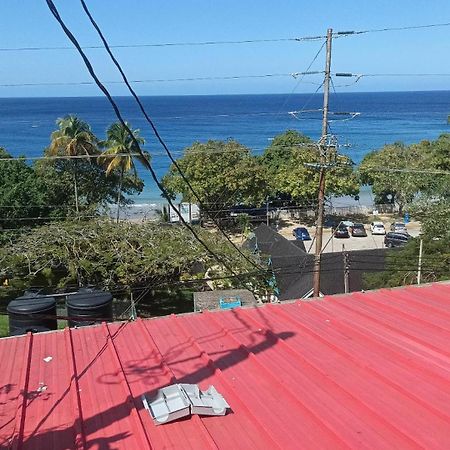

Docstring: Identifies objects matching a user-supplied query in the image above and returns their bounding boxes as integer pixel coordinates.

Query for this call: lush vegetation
[361,134,450,288]
[0,116,145,229]
[359,134,450,214]
[0,220,266,303]
[162,139,270,209]
[1,117,449,320]
[162,131,359,210]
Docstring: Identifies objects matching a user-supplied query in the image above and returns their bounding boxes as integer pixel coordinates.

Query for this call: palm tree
[98,122,146,223]
[48,115,98,213]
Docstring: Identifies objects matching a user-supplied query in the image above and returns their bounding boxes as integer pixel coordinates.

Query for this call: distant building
[193,289,257,312]
[245,223,388,300]
[169,202,200,224]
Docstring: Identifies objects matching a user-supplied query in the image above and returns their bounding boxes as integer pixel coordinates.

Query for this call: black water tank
[66,289,113,327]
[7,294,57,336]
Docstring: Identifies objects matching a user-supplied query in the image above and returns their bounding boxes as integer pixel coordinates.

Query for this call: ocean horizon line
[1,88,450,100]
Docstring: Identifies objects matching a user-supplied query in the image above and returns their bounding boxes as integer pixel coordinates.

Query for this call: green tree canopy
[0,148,50,228]
[363,236,450,289]
[358,135,450,214]
[162,140,270,209]
[261,130,359,203]
[0,220,267,299]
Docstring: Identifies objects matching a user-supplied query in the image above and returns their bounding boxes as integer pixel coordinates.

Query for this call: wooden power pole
[417,238,423,285]
[313,28,333,297]
[343,244,349,293]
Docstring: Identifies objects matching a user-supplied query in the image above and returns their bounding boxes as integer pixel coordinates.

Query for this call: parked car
[384,232,411,248]
[371,221,386,235]
[334,224,350,238]
[390,222,408,234]
[350,223,367,237]
[324,217,340,229]
[292,227,311,241]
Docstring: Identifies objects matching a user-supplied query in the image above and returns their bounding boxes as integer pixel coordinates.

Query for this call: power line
[44,0,256,291]
[6,71,448,89]
[335,22,450,37]
[78,0,264,275]
[264,40,327,132]
[1,21,449,53]
[0,35,325,53]
[0,71,323,88]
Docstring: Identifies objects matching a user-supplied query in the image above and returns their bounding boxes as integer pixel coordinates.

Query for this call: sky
[0,0,449,97]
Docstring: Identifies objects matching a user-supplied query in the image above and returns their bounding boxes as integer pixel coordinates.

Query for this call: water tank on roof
[7,293,57,336]
[66,289,113,328]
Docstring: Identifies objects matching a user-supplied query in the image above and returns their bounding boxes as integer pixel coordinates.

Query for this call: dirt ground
[277,215,421,254]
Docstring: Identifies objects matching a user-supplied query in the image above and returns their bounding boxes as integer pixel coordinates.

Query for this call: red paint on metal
[0,282,450,449]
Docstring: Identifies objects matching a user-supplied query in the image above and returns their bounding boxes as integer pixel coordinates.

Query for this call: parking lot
[280,220,422,254]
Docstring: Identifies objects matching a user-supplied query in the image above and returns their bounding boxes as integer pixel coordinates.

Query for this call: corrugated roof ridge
[64,327,86,450]
[136,319,219,450]
[355,289,450,334]
[305,300,450,423]
[203,309,352,449]
[379,285,450,316]
[169,314,284,450]
[337,292,450,357]
[233,307,402,450]
[10,333,33,450]
[120,319,184,449]
[103,323,154,450]
[310,299,450,393]
[265,303,426,449]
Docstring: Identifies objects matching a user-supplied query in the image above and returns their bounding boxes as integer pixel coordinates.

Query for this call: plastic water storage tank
[7,293,57,336]
[66,289,113,327]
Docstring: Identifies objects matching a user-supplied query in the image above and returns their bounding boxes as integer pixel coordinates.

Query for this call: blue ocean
[0,91,449,203]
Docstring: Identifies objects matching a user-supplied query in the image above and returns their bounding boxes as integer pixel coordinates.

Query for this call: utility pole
[313,28,333,298]
[417,238,423,284]
[266,196,270,226]
[343,244,349,293]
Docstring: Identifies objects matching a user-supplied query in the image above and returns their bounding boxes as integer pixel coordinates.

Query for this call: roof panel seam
[104,322,154,450]
[170,314,284,450]
[332,294,450,357]
[140,319,219,449]
[298,303,450,423]
[64,327,87,450]
[10,333,33,450]
[265,304,428,448]
[352,292,450,334]
[203,310,352,449]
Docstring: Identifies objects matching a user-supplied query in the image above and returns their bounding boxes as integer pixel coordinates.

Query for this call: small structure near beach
[193,288,257,312]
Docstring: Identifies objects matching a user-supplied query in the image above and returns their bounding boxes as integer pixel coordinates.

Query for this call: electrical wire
[0,35,326,53]
[1,72,449,88]
[263,40,326,133]
[335,22,450,37]
[0,72,322,88]
[44,0,254,291]
[78,0,265,273]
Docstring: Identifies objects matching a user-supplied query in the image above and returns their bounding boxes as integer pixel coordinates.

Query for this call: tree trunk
[116,168,124,224]
[73,171,79,214]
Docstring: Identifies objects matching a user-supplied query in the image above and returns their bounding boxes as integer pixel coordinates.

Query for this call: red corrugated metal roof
[1,281,450,449]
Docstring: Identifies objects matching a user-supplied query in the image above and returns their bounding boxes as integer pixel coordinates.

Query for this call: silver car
[390,222,408,234]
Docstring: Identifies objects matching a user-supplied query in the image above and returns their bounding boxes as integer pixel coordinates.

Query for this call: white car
[371,221,386,235]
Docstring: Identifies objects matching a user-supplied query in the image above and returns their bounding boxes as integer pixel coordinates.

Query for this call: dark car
[292,227,311,241]
[350,223,367,237]
[324,217,340,229]
[384,232,411,248]
[334,224,350,238]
